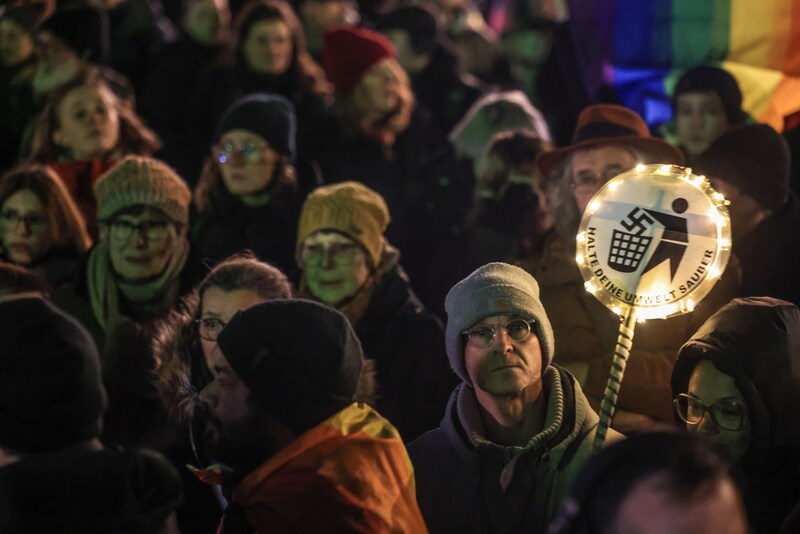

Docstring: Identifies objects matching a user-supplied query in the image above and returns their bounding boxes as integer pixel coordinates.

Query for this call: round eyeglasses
[213,142,269,165]
[673,393,747,431]
[463,318,535,348]
[194,317,227,341]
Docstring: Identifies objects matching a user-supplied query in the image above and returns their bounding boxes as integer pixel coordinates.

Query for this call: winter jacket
[305,107,440,247]
[0,447,182,533]
[517,232,741,426]
[297,246,456,442]
[352,253,457,442]
[671,297,800,534]
[411,44,484,135]
[733,192,800,306]
[409,365,620,533]
[218,403,429,533]
[190,184,303,277]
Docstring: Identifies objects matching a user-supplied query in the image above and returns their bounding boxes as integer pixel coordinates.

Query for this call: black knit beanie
[216,299,363,435]
[673,65,747,126]
[378,5,439,55]
[40,6,109,64]
[211,92,297,161]
[694,123,790,212]
[0,298,107,454]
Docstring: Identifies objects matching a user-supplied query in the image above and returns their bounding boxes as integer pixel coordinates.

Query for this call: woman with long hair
[190,93,304,276]
[186,0,332,179]
[0,164,91,288]
[28,68,160,233]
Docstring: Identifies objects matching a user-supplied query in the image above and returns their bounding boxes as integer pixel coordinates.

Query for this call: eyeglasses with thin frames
[0,210,48,233]
[213,142,270,165]
[462,318,536,348]
[673,393,747,431]
[194,317,227,342]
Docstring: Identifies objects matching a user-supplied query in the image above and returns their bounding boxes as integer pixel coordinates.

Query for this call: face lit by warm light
[570,145,638,214]
[357,58,405,114]
[199,287,267,372]
[0,189,51,265]
[0,18,35,67]
[242,19,293,75]
[53,83,120,161]
[464,314,542,397]
[215,129,281,202]
[104,207,177,282]
[686,360,751,463]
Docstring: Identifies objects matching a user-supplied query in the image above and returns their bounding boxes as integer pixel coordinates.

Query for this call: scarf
[88,233,189,332]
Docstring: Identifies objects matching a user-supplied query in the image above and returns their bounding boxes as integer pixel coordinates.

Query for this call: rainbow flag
[568,0,800,131]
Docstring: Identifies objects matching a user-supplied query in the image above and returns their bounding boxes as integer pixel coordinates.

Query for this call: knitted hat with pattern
[94,156,191,225]
[322,26,396,97]
[444,262,555,384]
[296,181,390,268]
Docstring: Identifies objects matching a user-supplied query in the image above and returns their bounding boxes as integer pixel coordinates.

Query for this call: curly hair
[28,68,161,162]
[0,164,92,258]
[152,252,294,422]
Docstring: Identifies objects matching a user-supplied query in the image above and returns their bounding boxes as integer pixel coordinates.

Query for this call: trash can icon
[608,230,653,273]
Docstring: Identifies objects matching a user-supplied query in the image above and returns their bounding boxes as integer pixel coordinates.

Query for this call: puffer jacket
[408,365,622,533]
[671,297,800,534]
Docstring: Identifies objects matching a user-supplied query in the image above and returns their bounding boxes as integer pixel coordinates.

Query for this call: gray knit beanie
[94,156,191,225]
[444,262,555,383]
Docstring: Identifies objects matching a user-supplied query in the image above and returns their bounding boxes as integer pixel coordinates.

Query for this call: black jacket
[353,261,457,442]
[672,297,800,533]
[0,447,182,533]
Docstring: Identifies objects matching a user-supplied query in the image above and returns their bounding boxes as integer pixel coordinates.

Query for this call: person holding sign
[408,262,620,533]
[518,104,740,432]
[671,297,800,533]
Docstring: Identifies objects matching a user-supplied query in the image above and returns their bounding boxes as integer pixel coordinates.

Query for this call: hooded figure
[671,297,800,533]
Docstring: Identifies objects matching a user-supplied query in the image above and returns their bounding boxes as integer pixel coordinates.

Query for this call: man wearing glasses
[408,262,620,533]
[671,296,800,534]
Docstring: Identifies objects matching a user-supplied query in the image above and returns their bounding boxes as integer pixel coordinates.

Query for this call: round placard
[576,164,731,320]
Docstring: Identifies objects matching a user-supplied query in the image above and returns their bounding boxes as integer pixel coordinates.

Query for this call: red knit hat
[322,26,396,97]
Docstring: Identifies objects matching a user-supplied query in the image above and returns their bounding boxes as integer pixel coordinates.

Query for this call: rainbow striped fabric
[568,0,800,131]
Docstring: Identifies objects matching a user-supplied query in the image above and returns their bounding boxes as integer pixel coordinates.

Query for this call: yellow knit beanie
[296,182,390,268]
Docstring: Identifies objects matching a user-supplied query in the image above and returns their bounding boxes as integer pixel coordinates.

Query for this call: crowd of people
[1,0,799,532]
